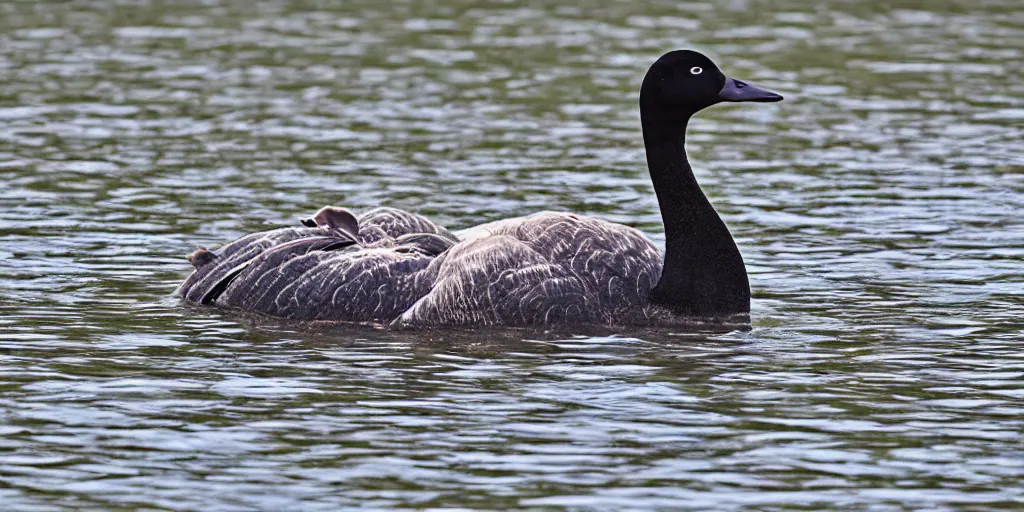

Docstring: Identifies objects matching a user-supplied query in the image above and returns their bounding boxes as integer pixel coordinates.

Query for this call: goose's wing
[176,226,324,303]
[216,245,438,321]
[394,212,662,327]
[178,207,452,322]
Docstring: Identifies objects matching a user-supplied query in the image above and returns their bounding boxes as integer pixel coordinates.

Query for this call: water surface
[1,0,1022,510]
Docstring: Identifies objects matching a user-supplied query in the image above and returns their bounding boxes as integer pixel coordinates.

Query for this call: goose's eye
[690,66,703,75]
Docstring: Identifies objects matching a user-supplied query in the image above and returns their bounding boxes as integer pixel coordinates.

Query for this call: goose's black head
[640,50,782,118]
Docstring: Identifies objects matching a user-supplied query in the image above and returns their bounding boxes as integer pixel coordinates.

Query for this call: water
[1,0,1022,509]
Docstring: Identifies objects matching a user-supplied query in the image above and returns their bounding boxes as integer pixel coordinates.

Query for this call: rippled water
[1,0,1022,510]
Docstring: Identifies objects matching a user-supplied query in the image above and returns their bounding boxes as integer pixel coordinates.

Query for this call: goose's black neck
[641,109,750,317]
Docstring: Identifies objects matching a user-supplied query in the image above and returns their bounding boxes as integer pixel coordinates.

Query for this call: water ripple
[1,0,1022,510]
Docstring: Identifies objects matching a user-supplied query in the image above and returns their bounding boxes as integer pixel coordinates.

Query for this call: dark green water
[1,0,1022,510]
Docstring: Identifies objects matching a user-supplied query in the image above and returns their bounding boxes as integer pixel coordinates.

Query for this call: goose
[177,50,783,328]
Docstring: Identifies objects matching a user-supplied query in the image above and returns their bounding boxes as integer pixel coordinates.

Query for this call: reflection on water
[1,0,1022,509]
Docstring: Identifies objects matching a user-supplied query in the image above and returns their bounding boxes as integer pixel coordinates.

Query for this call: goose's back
[396,212,662,327]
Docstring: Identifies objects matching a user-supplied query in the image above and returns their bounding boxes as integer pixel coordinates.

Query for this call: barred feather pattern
[394,212,662,327]
[178,208,663,327]
[176,207,451,322]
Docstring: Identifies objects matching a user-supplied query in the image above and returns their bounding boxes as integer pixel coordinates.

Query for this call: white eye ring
[690,66,703,75]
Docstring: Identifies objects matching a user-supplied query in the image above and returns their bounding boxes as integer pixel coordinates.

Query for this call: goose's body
[177,207,663,327]
[177,50,783,328]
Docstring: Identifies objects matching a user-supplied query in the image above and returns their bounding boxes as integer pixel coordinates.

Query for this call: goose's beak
[719,77,783,103]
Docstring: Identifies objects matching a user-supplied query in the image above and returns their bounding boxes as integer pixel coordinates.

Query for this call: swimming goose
[177,50,783,327]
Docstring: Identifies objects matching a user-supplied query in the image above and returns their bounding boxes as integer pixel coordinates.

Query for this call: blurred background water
[1,0,1022,510]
